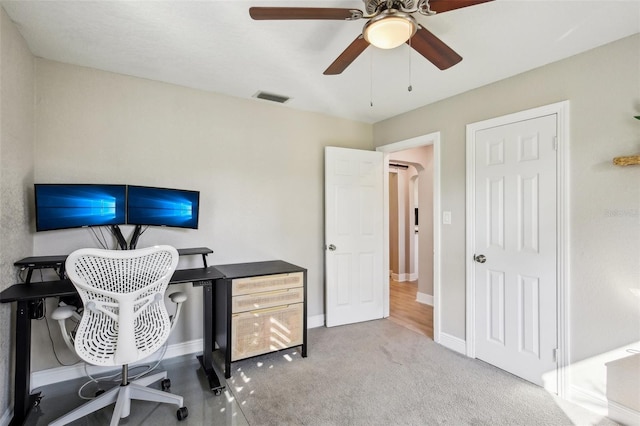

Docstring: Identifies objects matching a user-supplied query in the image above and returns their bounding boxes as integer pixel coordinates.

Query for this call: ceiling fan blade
[324,35,370,75]
[249,7,360,20]
[409,26,462,70]
[428,0,493,14]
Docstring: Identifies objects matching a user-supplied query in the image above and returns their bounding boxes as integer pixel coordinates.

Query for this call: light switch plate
[443,211,452,225]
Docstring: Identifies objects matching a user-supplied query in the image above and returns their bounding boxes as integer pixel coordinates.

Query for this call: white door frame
[376,132,442,342]
[465,101,570,396]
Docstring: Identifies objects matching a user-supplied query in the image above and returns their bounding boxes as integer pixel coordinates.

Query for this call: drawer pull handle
[241,288,291,297]
[248,305,293,315]
[245,273,292,281]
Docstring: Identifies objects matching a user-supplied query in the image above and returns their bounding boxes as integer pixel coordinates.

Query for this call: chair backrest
[65,245,179,366]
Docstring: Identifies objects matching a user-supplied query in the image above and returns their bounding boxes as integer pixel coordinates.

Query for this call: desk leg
[196,283,225,395]
[10,301,41,426]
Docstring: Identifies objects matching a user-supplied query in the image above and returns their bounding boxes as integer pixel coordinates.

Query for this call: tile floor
[24,354,247,426]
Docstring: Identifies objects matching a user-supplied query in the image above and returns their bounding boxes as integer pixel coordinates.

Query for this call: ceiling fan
[249,0,493,75]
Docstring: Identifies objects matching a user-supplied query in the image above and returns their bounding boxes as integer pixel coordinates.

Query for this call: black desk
[1,249,224,426]
[14,247,213,284]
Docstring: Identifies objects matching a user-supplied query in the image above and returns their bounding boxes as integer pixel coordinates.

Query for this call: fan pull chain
[370,49,374,107]
[408,38,413,92]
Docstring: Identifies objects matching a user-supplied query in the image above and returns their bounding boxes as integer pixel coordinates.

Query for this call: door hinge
[553,348,558,363]
[553,137,558,151]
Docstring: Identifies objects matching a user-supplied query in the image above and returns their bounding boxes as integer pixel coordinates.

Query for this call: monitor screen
[127,185,199,229]
[35,184,127,231]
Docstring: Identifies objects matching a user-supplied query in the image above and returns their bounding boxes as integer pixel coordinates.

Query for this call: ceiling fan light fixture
[363,14,417,49]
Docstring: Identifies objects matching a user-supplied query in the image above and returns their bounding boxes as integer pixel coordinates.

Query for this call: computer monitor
[126,185,200,229]
[35,184,127,231]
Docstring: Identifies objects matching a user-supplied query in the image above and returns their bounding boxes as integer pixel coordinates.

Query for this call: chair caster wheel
[32,392,43,407]
[161,379,171,391]
[214,389,222,396]
[177,406,188,420]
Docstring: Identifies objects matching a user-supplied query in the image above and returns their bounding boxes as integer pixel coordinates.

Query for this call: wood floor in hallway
[388,279,433,339]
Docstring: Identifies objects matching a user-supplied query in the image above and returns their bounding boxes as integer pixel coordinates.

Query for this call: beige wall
[27,59,373,371]
[0,7,34,415]
[389,172,399,275]
[374,34,640,390]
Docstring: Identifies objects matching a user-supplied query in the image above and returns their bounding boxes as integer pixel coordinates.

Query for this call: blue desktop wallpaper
[127,186,199,229]
[35,184,127,231]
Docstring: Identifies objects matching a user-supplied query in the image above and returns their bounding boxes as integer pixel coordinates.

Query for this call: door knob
[474,254,486,264]
[328,244,336,251]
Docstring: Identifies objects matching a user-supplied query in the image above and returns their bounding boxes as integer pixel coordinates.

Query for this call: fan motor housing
[364,0,418,15]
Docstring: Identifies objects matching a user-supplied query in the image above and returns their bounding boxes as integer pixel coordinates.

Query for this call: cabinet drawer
[231,303,303,362]
[232,272,303,296]
[232,287,304,313]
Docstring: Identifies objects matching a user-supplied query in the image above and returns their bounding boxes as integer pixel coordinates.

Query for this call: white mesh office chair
[49,245,188,426]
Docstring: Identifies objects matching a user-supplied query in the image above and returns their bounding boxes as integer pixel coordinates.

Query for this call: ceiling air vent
[253,91,290,104]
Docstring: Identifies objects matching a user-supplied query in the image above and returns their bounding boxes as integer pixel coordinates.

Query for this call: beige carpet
[227,319,615,426]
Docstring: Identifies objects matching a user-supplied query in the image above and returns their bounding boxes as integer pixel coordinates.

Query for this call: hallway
[388,279,433,339]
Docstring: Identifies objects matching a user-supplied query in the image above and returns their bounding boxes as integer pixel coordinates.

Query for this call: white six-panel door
[472,114,558,388]
[325,147,384,327]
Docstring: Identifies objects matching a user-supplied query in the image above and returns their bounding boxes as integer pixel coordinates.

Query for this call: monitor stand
[111,225,128,250]
[129,225,143,250]
[111,224,144,250]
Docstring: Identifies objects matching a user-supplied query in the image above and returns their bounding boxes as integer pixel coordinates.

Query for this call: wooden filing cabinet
[213,260,307,378]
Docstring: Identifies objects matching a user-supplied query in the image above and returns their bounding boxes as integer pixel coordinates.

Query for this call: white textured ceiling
[2,0,640,123]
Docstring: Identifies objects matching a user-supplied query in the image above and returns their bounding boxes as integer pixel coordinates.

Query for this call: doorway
[376,132,441,342]
[387,160,432,338]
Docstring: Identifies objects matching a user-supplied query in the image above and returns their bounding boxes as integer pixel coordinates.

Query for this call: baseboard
[437,332,466,355]
[568,384,640,425]
[567,384,608,416]
[608,400,640,426]
[307,314,325,329]
[32,315,326,390]
[391,273,417,283]
[31,338,203,391]
[416,292,433,306]
[1,406,12,426]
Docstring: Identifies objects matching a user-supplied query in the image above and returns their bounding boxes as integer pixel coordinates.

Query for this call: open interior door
[324,147,384,327]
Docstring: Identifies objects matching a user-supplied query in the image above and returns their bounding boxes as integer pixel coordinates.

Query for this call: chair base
[49,371,184,426]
